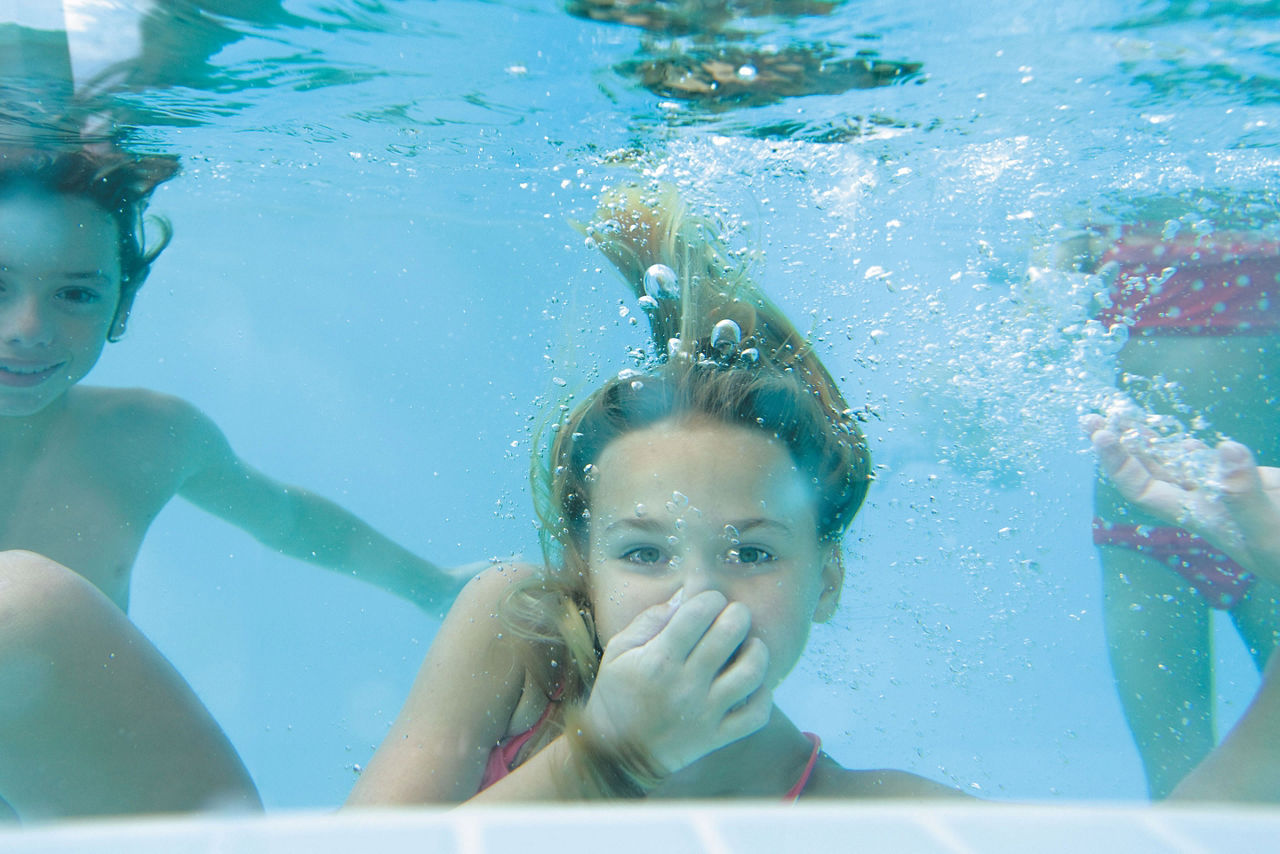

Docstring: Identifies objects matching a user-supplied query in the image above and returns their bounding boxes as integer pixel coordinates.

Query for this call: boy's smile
[0,188,123,417]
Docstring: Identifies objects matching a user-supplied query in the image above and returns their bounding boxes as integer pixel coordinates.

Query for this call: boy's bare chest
[0,426,180,608]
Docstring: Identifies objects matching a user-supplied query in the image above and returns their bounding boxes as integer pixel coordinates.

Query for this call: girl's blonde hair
[500,183,870,756]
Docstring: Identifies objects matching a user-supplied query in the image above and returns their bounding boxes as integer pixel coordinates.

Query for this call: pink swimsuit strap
[479,685,564,791]
[784,732,822,802]
[483,701,822,800]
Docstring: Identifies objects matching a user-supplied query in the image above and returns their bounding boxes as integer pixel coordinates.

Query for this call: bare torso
[0,386,201,610]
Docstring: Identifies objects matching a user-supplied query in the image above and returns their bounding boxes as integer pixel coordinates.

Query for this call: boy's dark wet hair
[0,144,179,340]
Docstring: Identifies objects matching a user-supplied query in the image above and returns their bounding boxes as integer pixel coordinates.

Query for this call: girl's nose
[679,561,727,599]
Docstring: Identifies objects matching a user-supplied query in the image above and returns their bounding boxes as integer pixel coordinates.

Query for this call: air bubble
[711,319,742,354]
[644,264,680,300]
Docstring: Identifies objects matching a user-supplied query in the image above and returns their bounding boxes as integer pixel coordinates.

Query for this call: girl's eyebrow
[602,517,669,535]
[727,518,792,535]
[602,516,794,535]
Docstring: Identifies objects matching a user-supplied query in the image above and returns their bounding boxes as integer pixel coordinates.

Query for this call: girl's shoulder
[804,756,972,800]
[438,560,552,676]
[450,560,546,620]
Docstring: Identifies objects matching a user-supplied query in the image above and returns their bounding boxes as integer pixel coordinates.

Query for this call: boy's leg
[1099,545,1215,800]
[0,550,261,821]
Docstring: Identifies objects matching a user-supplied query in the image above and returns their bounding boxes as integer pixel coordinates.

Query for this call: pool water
[3,0,1278,817]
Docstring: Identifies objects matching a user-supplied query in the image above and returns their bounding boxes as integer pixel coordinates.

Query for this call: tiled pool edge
[3,801,1278,853]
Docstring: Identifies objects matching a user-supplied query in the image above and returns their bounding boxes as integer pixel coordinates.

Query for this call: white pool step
[2,802,1277,854]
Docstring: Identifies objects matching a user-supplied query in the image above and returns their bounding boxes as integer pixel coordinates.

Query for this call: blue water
[26,0,1279,810]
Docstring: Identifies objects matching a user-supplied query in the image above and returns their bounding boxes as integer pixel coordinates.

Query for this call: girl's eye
[622,546,664,566]
[728,546,774,565]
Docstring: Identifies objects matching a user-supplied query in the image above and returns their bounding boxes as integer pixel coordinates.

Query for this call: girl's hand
[1084,413,1280,584]
[579,588,772,778]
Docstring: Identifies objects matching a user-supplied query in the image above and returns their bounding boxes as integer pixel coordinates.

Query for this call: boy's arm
[171,401,472,614]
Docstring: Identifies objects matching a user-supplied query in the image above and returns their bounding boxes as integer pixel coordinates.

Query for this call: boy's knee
[0,551,101,634]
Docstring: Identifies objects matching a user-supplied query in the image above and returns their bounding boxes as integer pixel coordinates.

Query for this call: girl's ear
[812,545,845,624]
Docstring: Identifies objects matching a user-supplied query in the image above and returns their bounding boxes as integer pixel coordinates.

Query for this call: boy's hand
[1084,414,1280,583]
[580,589,771,778]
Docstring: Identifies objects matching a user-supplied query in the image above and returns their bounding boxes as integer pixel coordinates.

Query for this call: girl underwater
[347,184,1280,804]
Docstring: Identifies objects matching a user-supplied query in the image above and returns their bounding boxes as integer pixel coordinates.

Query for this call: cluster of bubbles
[906,264,1132,483]
[640,262,758,366]
[1099,394,1219,491]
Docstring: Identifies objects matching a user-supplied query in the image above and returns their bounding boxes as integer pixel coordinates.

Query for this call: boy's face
[0,188,123,417]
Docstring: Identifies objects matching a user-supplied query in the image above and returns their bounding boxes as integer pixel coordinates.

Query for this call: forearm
[1170,651,1280,803]
[263,488,454,612]
[465,732,661,804]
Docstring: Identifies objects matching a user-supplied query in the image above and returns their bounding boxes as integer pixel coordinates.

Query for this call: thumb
[1216,441,1262,496]
[1216,441,1271,539]
[601,588,684,665]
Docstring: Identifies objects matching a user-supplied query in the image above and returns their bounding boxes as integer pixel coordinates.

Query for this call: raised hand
[1084,412,1280,584]
[579,589,772,780]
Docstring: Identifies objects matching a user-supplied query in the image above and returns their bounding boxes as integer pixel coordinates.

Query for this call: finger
[718,678,773,744]
[1216,441,1262,496]
[1079,413,1105,437]
[708,636,769,711]
[1093,430,1187,520]
[1216,442,1277,544]
[649,590,730,662]
[685,601,752,676]
[600,588,686,665]
[1258,467,1280,490]
[1090,428,1129,478]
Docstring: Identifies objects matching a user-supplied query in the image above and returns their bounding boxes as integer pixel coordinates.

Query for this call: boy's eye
[622,546,664,565]
[57,287,104,305]
[728,546,773,565]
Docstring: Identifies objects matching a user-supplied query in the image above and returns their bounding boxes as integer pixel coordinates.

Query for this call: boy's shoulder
[69,386,211,432]
[64,386,222,458]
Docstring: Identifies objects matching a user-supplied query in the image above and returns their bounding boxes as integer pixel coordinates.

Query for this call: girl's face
[586,417,843,689]
[0,188,124,417]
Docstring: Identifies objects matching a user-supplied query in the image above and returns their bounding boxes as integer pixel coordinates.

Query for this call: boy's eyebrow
[0,263,112,281]
[58,271,112,281]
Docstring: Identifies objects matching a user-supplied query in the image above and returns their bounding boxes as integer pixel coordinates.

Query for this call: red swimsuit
[1095,229,1280,336]
[1092,229,1278,608]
